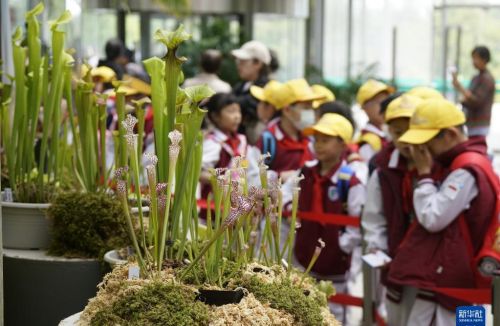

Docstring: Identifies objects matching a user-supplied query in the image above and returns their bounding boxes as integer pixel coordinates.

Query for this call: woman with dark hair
[453,45,496,137]
[231,41,272,142]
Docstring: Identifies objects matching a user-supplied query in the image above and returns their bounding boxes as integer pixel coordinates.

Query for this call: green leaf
[183,85,215,103]
[25,2,44,19]
[132,97,152,108]
[63,52,75,66]
[154,24,191,50]
[12,26,23,43]
[49,10,72,31]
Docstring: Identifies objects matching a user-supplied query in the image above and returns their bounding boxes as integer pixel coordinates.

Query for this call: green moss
[47,191,129,262]
[90,281,211,326]
[240,276,325,326]
[178,259,242,286]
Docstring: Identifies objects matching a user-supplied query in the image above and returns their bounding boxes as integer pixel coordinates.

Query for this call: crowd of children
[93,39,499,325]
[198,73,499,325]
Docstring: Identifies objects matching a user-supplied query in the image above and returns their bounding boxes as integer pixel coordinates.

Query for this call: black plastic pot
[196,288,244,306]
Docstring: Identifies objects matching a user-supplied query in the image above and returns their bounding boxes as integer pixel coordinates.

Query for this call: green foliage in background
[179,16,242,86]
[306,63,381,106]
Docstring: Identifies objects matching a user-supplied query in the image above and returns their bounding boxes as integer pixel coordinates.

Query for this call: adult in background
[231,40,271,143]
[183,49,231,93]
[453,45,495,137]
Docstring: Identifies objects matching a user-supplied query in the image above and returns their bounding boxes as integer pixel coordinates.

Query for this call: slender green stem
[119,193,146,273]
[286,190,300,276]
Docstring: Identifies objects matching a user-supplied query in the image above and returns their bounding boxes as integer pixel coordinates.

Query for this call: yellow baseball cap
[398,98,466,144]
[311,84,335,109]
[407,86,443,100]
[109,75,151,97]
[282,79,326,107]
[123,75,151,95]
[385,94,422,123]
[250,80,289,109]
[81,65,116,83]
[357,79,394,105]
[303,113,353,143]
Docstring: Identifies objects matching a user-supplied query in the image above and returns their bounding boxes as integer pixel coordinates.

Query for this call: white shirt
[183,73,231,93]
[361,171,388,251]
[359,123,386,162]
[414,169,478,233]
[361,149,403,251]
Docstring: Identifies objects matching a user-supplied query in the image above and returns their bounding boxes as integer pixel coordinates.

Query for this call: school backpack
[261,130,277,166]
[337,164,355,204]
[451,151,500,287]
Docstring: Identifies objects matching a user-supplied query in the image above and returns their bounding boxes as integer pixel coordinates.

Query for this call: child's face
[257,101,276,123]
[362,92,388,126]
[236,59,262,81]
[313,132,346,163]
[388,118,412,159]
[215,103,242,133]
[283,101,315,131]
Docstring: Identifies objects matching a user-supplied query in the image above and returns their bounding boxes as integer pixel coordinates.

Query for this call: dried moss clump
[48,191,129,261]
[90,281,211,326]
[240,275,325,326]
[210,292,295,325]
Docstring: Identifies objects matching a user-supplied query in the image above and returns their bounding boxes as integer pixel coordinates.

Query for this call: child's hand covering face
[409,145,433,176]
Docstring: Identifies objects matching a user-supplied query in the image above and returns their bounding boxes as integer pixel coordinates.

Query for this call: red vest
[294,161,361,276]
[387,138,495,310]
[256,120,314,174]
[377,145,417,259]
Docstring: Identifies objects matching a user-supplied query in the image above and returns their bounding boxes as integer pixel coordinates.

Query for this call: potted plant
[1,3,73,249]
[59,25,341,325]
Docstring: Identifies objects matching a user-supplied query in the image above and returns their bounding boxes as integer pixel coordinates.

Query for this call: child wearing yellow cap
[247,80,286,144]
[356,79,394,162]
[282,113,365,322]
[388,98,498,325]
[362,94,424,325]
[251,78,325,182]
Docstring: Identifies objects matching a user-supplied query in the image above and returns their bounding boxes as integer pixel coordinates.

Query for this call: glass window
[253,13,306,81]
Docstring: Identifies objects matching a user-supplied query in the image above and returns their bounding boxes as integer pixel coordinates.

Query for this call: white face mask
[294,109,316,131]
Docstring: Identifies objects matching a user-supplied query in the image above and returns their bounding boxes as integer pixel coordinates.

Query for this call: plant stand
[4,249,102,326]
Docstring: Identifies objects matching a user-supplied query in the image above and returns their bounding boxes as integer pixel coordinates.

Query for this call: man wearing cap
[362,94,425,325]
[252,79,324,182]
[388,98,496,325]
[356,79,394,162]
[282,113,365,323]
[231,40,272,141]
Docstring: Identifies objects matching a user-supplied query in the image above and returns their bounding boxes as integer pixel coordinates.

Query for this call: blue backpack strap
[262,130,277,166]
[337,165,354,204]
